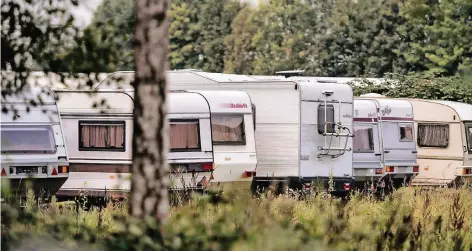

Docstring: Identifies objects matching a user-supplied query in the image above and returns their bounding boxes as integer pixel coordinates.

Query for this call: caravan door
[353,99,383,181]
[377,99,417,181]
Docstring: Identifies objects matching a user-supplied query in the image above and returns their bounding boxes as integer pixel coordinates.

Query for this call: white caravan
[190,90,257,190]
[54,89,217,197]
[1,86,69,197]
[354,98,418,187]
[99,70,355,192]
[404,99,472,186]
[55,88,256,197]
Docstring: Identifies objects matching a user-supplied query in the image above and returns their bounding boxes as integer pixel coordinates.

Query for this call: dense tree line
[72,0,471,78]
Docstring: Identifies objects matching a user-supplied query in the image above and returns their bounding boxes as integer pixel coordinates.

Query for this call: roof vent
[360,93,386,98]
[275,70,305,78]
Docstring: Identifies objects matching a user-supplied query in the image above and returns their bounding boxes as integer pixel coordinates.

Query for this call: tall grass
[2,188,472,250]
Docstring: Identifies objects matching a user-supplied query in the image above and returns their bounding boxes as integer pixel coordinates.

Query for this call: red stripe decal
[381,117,414,121]
[354,118,378,122]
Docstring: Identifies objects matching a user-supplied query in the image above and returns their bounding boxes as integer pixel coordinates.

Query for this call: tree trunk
[131,0,169,220]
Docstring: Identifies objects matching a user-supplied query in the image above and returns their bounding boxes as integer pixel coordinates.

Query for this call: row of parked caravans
[1,70,471,198]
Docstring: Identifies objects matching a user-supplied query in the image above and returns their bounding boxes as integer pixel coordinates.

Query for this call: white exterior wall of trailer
[352,99,383,182]
[55,90,214,197]
[190,91,257,190]
[393,99,467,186]
[356,98,419,182]
[1,87,69,197]
[161,70,354,191]
[428,100,472,179]
[373,99,418,181]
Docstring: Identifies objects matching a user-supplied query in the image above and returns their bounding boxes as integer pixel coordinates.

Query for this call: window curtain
[170,123,199,149]
[81,125,124,148]
[212,116,244,142]
[418,125,448,147]
[354,128,372,151]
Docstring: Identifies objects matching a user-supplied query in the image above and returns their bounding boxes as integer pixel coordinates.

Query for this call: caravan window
[169,120,200,151]
[318,104,335,134]
[466,123,472,154]
[79,121,125,151]
[417,124,449,148]
[252,104,256,131]
[399,123,414,142]
[212,115,246,145]
[1,126,56,153]
[353,125,374,152]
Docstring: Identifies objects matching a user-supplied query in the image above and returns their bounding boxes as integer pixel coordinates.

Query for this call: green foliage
[225,0,334,75]
[54,0,135,72]
[314,0,407,77]
[3,189,472,250]
[79,0,243,72]
[397,0,472,76]
[75,0,472,78]
[353,74,472,104]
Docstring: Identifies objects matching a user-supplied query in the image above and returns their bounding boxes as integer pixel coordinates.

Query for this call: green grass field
[2,188,472,251]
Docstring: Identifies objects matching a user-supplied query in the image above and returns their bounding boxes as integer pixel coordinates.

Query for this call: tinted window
[353,125,374,152]
[79,121,125,151]
[169,121,200,151]
[212,115,246,145]
[466,124,472,154]
[1,126,56,153]
[417,124,449,148]
[318,104,335,134]
[399,123,414,141]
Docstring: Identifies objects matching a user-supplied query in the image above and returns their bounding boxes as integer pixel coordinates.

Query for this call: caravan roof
[429,100,472,121]
[1,85,56,104]
[375,99,413,120]
[168,92,210,114]
[354,99,378,120]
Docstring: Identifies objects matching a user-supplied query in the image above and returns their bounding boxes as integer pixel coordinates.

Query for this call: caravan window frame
[317,104,336,134]
[398,123,414,142]
[417,123,449,148]
[1,125,57,154]
[465,122,472,154]
[353,124,375,153]
[169,119,201,152]
[251,103,256,131]
[78,120,126,152]
[211,114,246,146]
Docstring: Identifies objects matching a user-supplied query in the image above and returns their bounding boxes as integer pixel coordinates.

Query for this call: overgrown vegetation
[352,73,472,104]
[3,188,472,250]
[68,0,472,77]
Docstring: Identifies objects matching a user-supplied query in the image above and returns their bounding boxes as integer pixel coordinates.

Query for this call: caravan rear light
[375,168,383,174]
[58,166,68,173]
[413,166,419,173]
[202,163,214,171]
[462,168,471,175]
[243,171,256,178]
[51,168,58,176]
[386,166,395,173]
[343,183,351,191]
[1,168,7,176]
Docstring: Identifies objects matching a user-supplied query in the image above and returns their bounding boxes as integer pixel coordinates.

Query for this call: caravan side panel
[248,88,300,177]
[170,83,301,178]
